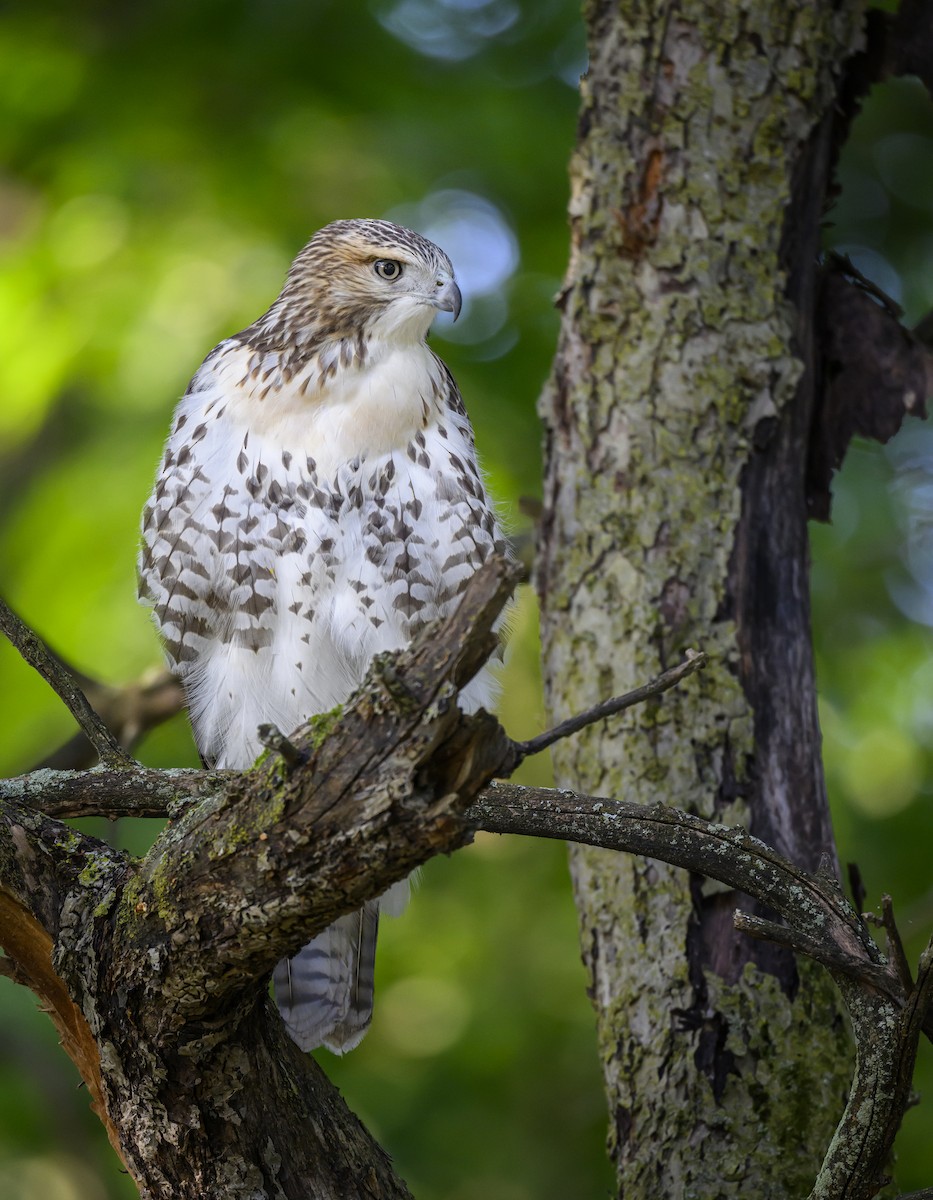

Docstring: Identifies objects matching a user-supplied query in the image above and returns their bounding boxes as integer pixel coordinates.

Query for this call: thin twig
[897,937,933,1072]
[733,911,897,996]
[515,650,708,759]
[847,861,867,915]
[34,668,185,771]
[0,597,135,769]
[882,894,915,992]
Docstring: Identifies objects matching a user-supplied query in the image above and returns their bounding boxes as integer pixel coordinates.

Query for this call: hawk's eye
[374,259,403,281]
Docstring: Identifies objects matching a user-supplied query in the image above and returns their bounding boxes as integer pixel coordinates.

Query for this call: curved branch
[472,782,879,970]
[471,783,930,1200]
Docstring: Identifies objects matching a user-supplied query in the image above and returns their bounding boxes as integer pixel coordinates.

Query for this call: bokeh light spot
[840,726,922,817]
[374,0,520,62]
[47,194,129,271]
[386,188,519,346]
[379,975,471,1057]
[0,1155,108,1200]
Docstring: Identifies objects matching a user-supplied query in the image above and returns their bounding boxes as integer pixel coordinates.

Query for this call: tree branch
[0,765,230,819]
[472,783,879,965]
[514,649,707,758]
[874,893,915,993]
[470,783,931,1200]
[3,557,929,1198]
[0,596,136,769]
[34,667,185,771]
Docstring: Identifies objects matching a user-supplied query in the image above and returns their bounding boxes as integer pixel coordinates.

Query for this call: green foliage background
[0,2,931,1195]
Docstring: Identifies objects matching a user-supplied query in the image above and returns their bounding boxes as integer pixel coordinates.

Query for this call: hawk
[139,219,506,1053]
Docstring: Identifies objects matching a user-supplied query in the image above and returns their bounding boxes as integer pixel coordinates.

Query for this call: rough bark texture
[8,747,932,1198]
[0,560,519,1200]
[537,3,865,1195]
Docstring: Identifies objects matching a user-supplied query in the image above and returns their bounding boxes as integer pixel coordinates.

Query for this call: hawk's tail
[273,904,379,1055]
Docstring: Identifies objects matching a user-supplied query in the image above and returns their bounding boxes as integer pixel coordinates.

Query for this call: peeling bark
[808,259,933,520]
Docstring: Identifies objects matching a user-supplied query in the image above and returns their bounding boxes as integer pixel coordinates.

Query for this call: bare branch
[3,560,927,1199]
[0,766,230,820]
[0,596,135,770]
[35,668,185,771]
[469,783,929,1200]
[733,911,895,995]
[472,782,879,965]
[881,893,915,993]
[514,650,708,759]
[5,633,707,826]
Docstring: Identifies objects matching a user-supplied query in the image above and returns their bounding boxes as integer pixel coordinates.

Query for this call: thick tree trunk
[537,3,865,1195]
[0,565,517,1200]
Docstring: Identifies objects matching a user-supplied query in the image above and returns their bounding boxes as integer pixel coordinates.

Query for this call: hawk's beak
[434,280,462,321]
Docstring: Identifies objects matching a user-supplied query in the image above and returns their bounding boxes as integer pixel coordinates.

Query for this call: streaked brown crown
[241,219,454,357]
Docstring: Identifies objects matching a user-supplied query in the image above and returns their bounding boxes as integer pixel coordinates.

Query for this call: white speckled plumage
[139,219,506,1053]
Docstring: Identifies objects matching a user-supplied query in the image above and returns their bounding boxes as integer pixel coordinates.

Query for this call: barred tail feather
[323,904,379,1054]
[273,904,379,1054]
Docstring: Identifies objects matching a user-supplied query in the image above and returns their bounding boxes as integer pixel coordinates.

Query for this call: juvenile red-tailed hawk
[139,219,505,1053]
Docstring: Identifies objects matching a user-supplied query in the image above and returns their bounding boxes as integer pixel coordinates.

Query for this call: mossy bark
[0,562,518,1200]
[537,2,866,1195]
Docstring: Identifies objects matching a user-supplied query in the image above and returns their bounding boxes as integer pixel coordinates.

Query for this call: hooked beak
[434,279,462,321]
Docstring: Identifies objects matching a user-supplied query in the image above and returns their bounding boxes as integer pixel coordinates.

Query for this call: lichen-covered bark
[0,561,518,1200]
[537,2,866,1195]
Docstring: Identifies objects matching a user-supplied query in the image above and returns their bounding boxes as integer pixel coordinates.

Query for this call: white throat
[214,336,444,476]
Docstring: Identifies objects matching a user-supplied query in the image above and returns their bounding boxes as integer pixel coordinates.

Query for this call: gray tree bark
[537,2,866,1195]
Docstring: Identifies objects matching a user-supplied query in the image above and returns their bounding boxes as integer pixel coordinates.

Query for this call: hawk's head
[270,219,461,349]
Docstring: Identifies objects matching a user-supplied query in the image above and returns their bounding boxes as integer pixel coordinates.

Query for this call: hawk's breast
[139,337,504,765]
